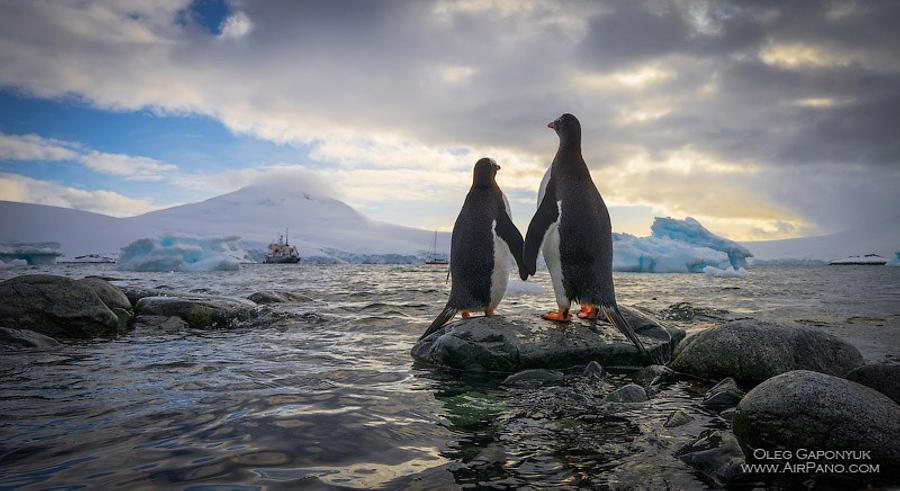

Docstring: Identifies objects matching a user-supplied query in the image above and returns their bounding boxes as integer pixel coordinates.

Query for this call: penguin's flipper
[419,305,459,340]
[600,305,649,358]
[522,181,559,279]
[495,207,527,278]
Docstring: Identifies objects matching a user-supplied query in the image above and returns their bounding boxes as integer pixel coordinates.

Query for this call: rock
[846,363,900,404]
[701,377,745,411]
[605,383,648,403]
[503,369,565,387]
[672,318,863,387]
[247,290,314,304]
[719,408,735,423]
[632,364,674,387]
[676,430,747,487]
[582,361,605,381]
[411,307,685,372]
[0,326,62,348]
[121,286,170,307]
[133,315,189,334]
[0,274,120,338]
[135,296,257,329]
[733,370,900,467]
[664,408,694,428]
[77,277,134,330]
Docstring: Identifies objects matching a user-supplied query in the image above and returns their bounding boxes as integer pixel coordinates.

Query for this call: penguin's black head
[472,157,500,187]
[547,113,581,145]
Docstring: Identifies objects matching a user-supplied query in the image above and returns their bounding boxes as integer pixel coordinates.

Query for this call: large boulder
[672,319,863,387]
[846,363,900,404]
[0,326,62,348]
[411,306,684,372]
[135,295,257,329]
[733,370,900,467]
[0,274,120,338]
[77,277,134,330]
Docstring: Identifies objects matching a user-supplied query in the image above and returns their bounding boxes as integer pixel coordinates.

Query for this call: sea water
[1,264,898,488]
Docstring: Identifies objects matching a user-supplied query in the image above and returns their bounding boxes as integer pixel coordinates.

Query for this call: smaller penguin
[419,158,526,340]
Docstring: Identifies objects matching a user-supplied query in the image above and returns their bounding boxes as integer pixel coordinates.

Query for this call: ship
[264,230,301,264]
[424,230,448,265]
[828,254,887,265]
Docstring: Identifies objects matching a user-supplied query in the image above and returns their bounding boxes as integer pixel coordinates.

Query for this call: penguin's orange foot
[542,310,572,322]
[462,311,472,319]
[577,305,600,319]
[484,309,496,316]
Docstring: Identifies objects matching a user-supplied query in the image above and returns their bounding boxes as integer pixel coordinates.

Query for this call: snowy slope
[0,182,450,260]
[743,214,900,261]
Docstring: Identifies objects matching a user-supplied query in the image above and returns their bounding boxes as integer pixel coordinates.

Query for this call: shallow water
[1,264,898,489]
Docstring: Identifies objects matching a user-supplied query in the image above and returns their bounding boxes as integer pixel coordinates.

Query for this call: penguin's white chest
[540,201,569,308]
[490,220,512,310]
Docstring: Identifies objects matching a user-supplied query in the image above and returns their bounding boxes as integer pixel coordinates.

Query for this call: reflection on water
[1,264,898,488]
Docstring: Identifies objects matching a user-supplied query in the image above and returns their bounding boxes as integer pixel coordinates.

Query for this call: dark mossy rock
[0,274,120,338]
[135,296,257,329]
[0,326,62,348]
[846,362,900,404]
[672,318,863,387]
[77,277,133,330]
[412,306,684,372]
[733,370,900,468]
[247,290,314,304]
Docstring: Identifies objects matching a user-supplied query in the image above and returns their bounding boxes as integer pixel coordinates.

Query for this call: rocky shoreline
[2,273,899,486]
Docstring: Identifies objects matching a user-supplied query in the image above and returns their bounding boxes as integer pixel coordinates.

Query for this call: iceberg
[703,265,749,278]
[0,242,63,265]
[611,217,753,273]
[650,217,753,269]
[0,258,28,269]
[117,235,251,272]
[890,252,900,267]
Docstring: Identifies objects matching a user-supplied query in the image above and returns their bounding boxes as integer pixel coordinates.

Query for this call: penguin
[419,158,527,340]
[521,113,649,358]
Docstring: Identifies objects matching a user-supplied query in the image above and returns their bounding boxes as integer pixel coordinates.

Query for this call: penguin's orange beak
[547,121,556,129]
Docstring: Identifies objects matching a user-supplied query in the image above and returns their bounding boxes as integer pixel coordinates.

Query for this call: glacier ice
[611,217,753,273]
[650,217,752,269]
[117,235,250,272]
[0,242,63,265]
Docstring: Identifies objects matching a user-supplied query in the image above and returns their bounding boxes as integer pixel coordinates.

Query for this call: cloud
[0,172,158,216]
[0,0,898,237]
[0,132,178,181]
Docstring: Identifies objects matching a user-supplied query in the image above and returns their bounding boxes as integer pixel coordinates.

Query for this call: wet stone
[664,408,694,428]
[846,362,900,404]
[247,289,315,304]
[582,361,605,381]
[605,384,648,403]
[632,364,674,387]
[701,377,745,411]
[0,326,62,349]
[676,430,747,487]
[503,369,565,387]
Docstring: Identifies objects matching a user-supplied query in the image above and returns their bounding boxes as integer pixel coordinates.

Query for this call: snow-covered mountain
[0,182,450,262]
[743,214,900,262]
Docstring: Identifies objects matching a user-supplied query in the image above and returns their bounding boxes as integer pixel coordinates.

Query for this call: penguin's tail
[419,305,458,340]
[600,305,664,364]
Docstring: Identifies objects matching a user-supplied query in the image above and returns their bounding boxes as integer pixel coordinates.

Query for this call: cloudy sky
[1,0,898,240]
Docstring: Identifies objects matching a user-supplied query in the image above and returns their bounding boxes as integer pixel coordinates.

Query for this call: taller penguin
[522,113,648,358]
[419,158,527,340]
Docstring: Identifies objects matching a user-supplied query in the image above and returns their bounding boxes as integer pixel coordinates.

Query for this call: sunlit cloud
[0,172,159,217]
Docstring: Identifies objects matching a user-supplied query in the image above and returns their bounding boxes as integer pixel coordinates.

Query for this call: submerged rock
[77,277,133,330]
[632,364,674,388]
[676,430,747,487]
[606,383,648,403]
[0,274,120,338]
[0,326,62,348]
[582,361,605,381]
[672,318,863,387]
[133,315,189,334]
[846,363,900,404]
[664,408,694,428]
[411,307,684,372]
[733,370,900,467]
[503,369,565,387]
[135,296,257,329]
[247,290,314,304]
[701,377,745,411]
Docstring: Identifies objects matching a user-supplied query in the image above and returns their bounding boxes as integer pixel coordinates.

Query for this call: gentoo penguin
[419,158,526,340]
[521,113,649,358]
